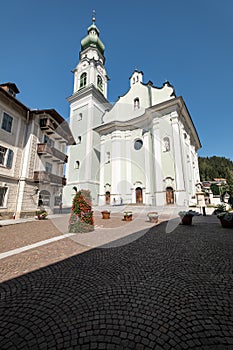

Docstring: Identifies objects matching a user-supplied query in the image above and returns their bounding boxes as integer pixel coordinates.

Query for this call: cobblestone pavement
[1,218,233,349]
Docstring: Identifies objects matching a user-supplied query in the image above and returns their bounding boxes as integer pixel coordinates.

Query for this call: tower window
[77,136,81,144]
[134,98,140,109]
[80,73,87,89]
[97,75,103,91]
[75,160,80,169]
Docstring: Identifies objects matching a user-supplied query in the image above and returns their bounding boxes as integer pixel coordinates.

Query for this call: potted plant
[123,211,133,221]
[68,190,94,233]
[213,204,227,215]
[217,211,233,228]
[101,210,111,219]
[147,212,159,223]
[36,210,48,220]
[178,210,200,225]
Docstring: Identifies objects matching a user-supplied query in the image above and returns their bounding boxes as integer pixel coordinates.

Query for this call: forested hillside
[198,156,233,194]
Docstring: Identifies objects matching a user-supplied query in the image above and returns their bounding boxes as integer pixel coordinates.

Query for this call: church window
[162,137,170,152]
[77,136,81,144]
[134,98,140,109]
[97,75,103,91]
[134,139,143,150]
[80,72,87,89]
[75,160,80,169]
[136,75,139,82]
[133,77,135,84]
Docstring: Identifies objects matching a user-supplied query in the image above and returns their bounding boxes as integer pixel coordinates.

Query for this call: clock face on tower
[87,50,98,60]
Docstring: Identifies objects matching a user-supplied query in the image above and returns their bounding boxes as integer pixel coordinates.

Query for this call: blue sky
[1,0,233,160]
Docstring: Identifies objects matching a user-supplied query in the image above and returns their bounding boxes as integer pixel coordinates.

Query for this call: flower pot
[101,212,110,219]
[220,218,233,228]
[149,216,158,223]
[124,215,132,221]
[181,215,193,225]
[147,212,158,223]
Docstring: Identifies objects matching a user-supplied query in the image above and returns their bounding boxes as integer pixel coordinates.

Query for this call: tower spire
[92,9,96,24]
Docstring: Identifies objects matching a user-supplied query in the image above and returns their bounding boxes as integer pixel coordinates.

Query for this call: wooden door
[105,191,110,205]
[166,187,174,204]
[136,187,143,204]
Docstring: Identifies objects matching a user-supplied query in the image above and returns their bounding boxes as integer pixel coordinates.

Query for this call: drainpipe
[15,110,30,219]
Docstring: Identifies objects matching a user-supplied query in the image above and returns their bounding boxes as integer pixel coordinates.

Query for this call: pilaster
[170,111,186,206]
[152,119,164,206]
[111,131,122,203]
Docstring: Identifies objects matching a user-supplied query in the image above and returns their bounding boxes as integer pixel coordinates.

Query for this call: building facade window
[43,135,54,148]
[80,72,87,89]
[97,75,103,91]
[45,162,52,173]
[75,160,80,169]
[0,146,14,168]
[134,98,140,109]
[1,113,13,133]
[0,187,7,207]
[134,139,143,150]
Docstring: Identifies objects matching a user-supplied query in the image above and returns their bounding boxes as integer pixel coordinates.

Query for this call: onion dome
[80,14,105,55]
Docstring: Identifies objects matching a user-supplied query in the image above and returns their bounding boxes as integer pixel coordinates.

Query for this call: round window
[134,139,143,150]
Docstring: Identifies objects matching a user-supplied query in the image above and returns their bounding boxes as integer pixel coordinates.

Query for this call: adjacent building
[0,82,75,219]
[63,17,201,208]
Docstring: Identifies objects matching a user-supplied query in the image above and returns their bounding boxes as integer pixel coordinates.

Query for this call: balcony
[37,143,68,163]
[34,171,66,186]
[40,118,57,135]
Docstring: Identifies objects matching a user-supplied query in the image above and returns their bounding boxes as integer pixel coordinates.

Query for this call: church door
[105,191,110,205]
[136,187,143,204]
[166,187,174,204]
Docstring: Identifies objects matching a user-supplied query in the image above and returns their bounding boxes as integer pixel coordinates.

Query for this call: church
[63,16,201,208]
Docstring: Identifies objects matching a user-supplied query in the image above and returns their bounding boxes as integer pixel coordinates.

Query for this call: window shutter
[6,149,13,168]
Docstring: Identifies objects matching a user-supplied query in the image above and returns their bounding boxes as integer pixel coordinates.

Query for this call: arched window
[134,97,140,109]
[75,160,80,169]
[80,73,87,89]
[97,75,103,91]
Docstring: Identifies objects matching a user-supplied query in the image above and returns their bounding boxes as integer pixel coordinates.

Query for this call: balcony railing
[34,171,66,186]
[37,143,68,163]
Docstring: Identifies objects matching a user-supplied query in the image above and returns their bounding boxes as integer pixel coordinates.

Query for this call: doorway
[135,187,143,204]
[166,187,174,204]
[105,191,110,205]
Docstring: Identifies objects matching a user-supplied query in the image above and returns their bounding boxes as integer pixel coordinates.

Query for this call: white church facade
[63,17,201,208]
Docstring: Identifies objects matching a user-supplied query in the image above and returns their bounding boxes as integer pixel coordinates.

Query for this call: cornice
[67,84,111,108]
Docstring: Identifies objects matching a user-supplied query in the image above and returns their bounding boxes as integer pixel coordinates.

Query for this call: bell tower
[73,11,108,98]
[63,13,111,207]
